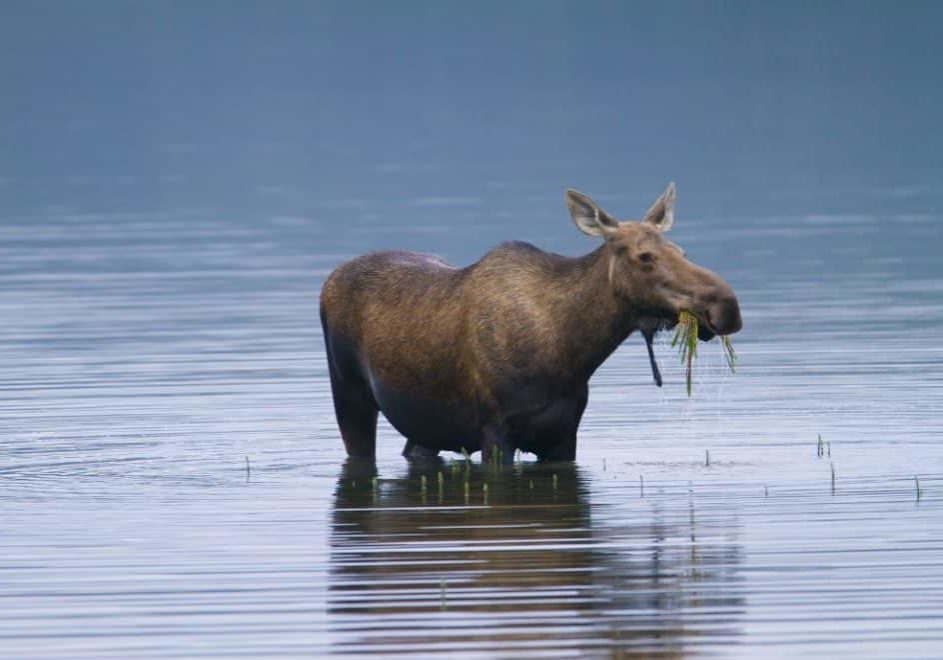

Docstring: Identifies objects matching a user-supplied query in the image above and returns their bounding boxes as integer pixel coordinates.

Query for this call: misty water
[3,3,943,658]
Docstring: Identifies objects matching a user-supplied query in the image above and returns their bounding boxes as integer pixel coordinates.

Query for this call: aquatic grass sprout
[721,336,736,372]
[672,310,737,396]
[671,311,699,396]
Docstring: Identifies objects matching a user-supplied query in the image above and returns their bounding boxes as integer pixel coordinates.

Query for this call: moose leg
[330,379,378,459]
[539,436,576,462]
[536,389,588,462]
[322,308,379,459]
[323,347,378,459]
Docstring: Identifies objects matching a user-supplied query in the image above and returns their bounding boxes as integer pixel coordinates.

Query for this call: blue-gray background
[2,2,942,658]
[3,1,941,219]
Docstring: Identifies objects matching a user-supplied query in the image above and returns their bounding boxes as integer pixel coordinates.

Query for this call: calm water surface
[1,191,941,658]
[3,3,943,656]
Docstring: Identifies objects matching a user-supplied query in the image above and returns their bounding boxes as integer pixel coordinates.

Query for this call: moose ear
[642,181,676,232]
[565,189,619,238]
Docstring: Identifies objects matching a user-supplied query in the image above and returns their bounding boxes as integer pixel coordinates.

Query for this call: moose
[320,183,741,463]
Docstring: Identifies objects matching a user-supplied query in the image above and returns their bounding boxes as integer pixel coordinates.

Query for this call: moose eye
[637,252,654,264]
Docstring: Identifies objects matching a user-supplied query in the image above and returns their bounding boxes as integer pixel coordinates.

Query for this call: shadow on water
[329,459,745,657]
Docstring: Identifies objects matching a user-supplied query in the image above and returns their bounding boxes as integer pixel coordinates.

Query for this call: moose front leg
[535,389,588,462]
[481,426,515,465]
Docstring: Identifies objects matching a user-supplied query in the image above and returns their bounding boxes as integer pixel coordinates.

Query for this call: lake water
[2,4,943,658]
[1,183,941,658]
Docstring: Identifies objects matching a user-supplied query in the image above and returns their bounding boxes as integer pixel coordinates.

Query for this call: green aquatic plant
[672,310,737,396]
[721,335,736,371]
[671,311,699,396]
[460,446,472,480]
[489,447,504,467]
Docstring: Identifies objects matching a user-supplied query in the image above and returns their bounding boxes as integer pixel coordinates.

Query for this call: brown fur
[320,184,741,462]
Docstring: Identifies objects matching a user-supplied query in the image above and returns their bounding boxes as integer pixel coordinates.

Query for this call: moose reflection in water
[329,460,744,656]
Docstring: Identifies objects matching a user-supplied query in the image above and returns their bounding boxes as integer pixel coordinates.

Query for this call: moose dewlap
[320,183,742,463]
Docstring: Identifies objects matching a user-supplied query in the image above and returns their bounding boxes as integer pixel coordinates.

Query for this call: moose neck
[553,244,640,381]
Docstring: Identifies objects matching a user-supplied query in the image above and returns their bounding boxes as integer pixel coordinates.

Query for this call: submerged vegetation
[672,310,737,396]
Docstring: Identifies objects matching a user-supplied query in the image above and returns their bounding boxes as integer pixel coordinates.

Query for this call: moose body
[320,184,741,462]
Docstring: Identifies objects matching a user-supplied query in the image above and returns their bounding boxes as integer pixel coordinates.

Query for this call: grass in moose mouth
[671,310,736,396]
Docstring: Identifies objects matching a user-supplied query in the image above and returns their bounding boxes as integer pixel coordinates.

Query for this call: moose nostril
[722,300,742,334]
[707,298,742,335]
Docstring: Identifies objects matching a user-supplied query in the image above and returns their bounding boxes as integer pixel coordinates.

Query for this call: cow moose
[320,183,741,463]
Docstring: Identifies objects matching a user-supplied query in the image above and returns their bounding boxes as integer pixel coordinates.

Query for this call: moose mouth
[648,312,718,341]
[664,307,739,341]
[638,311,724,388]
[695,316,718,341]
